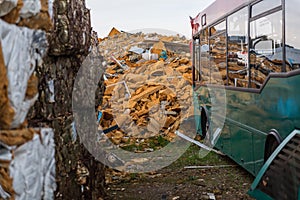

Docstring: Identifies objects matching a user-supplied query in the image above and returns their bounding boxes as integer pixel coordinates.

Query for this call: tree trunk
[28,0,106,199]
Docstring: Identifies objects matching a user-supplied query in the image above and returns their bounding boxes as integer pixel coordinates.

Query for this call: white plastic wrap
[48,0,54,19]
[9,129,56,200]
[19,0,42,18]
[48,79,55,103]
[0,19,48,128]
[0,0,18,17]
[0,185,10,199]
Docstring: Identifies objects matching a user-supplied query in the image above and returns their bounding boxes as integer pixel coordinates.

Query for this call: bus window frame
[199,28,210,85]
[251,0,282,19]
[208,20,227,86]
[250,0,285,73]
[193,38,201,83]
[249,6,284,88]
[209,20,226,37]
[227,6,249,88]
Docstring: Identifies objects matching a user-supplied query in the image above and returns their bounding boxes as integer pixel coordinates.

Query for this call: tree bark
[28,0,106,199]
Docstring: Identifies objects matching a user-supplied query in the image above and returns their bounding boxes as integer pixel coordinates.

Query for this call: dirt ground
[104,145,255,200]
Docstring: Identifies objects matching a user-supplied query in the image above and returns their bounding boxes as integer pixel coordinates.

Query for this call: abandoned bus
[191,0,300,176]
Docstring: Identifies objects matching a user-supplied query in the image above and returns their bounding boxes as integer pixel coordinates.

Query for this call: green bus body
[191,0,300,176]
[194,72,300,175]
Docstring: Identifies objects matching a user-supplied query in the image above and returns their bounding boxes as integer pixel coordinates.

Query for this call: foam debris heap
[98,28,194,153]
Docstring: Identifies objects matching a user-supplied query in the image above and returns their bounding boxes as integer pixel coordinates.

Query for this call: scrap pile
[0,0,56,199]
[98,28,194,152]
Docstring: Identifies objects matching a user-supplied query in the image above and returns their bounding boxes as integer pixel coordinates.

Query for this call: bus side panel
[225,74,300,175]
[226,90,264,175]
[252,132,266,174]
[251,78,293,174]
[258,78,295,137]
[193,91,202,135]
[193,73,300,176]
[193,85,226,143]
[216,124,231,156]
[193,86,212,137]
[230,126,254,174]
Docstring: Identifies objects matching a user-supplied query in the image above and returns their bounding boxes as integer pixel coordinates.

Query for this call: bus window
[251,0,281,18]
[285,0,300,71]
[228,7,249,87]
[200,28,209,84]
[250,11,282,89]
[209,21,227,85]
[210,21,226,36]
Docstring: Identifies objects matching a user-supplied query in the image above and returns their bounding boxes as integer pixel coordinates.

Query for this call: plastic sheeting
[0,19,48,128]
[0,0,18,17]
[19,0,42,18]
[7,129,56,200]
[0,185,10,199]
[48,0,54,19]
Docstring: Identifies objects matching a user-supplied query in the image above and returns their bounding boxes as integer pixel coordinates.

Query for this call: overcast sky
[86,0,215,39]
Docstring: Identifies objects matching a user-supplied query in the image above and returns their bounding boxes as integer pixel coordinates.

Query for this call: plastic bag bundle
[0,19,47,128]
[0,0,18,17]
[0,129,56,199]
[19,0,42,18]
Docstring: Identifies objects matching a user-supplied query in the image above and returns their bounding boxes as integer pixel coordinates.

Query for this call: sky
[85,0,215,39]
